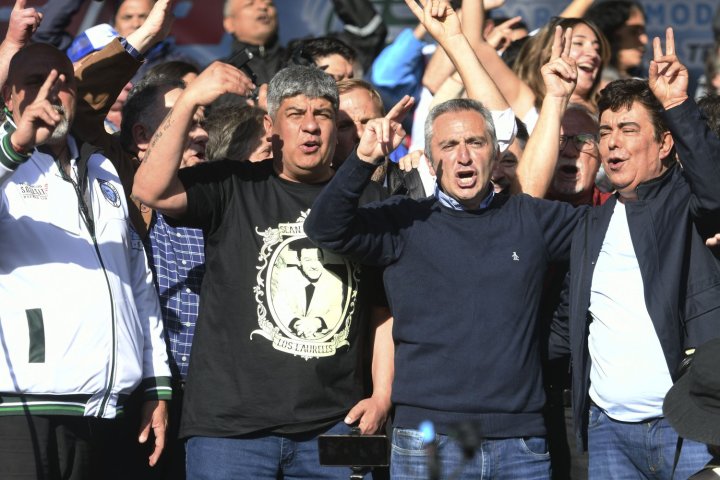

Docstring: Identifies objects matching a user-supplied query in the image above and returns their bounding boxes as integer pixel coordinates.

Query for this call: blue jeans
[588,404,711,479]
[186,421,363,480]
[390,427,551,480]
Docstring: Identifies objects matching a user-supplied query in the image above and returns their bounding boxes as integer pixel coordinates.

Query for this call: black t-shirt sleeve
[168,160,248,234]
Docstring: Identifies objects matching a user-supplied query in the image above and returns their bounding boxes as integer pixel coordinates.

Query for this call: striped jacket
[0,120,171,418]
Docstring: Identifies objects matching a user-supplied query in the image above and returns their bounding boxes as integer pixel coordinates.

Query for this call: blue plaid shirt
[145,213,205,380]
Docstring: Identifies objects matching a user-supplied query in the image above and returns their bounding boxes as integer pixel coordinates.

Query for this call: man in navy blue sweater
[305,16,590,479]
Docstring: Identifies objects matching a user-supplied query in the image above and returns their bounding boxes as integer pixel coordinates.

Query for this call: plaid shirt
[146,212,205,380]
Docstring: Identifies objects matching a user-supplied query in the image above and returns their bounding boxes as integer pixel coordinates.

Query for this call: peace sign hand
[540,26,577,100]
[648,27,688,110]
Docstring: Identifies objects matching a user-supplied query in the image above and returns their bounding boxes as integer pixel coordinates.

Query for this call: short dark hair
[204,105,267,161]
[141,60,200,85]
[287,36,356,68]
[120,77,185,152]
[584,1,645,68]
[597,79,667,143]
[515,117,529,149]
[598,80,676,169]
[698,93,720,138]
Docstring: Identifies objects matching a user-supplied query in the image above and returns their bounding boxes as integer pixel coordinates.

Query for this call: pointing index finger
[36,69,59,104]
[13,0,27,11]
[385,95,415,124]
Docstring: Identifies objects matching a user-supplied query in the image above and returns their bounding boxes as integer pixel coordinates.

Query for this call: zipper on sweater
[58,161,118,418]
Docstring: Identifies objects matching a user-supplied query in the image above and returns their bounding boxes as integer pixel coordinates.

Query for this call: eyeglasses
[559,133,598,152]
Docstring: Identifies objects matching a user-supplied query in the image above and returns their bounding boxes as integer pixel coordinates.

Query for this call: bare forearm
[514,95,567,196]
[370,307,394,403]
[430,72,465,107]
[126,0,173,54]
[422,47,455,94]
[0,40,21,90]
[442,34,510,111]
[132,96,195,213]
[558,0,594,18]
[462,0,483,48]
[475,42,535,118]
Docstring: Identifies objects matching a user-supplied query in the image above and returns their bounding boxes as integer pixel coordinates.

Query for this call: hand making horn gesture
[404,0,462,46]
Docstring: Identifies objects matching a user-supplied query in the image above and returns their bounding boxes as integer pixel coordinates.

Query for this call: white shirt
[588,200,673,421]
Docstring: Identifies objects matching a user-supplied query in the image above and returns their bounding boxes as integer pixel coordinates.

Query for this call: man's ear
[2,85,13,113]
[132,123,152,153]
[658,130,674,163]
[263,114,272,138]
[426,153,437,177]
[222,16,234,35]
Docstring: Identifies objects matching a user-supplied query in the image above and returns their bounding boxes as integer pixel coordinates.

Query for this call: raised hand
[385,94,415,124]
[182,62,255,108]
[540,26,577,100]
[404,0,462,45]
[399,150,424,172]
[10,70,67,152]
[486,16,523,50]
[127,0,175,54]
[649,27,688,110]
[5,0,42,49]
[356,96,411,164]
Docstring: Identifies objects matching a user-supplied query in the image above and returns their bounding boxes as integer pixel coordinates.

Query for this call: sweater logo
[19,182,48,200]
[512,251,520,261]
[98,179,120,207]
[250,210,359,360]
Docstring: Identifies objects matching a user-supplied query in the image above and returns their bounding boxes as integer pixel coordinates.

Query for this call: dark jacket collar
[633,162,679,201]
[230,34,282,59]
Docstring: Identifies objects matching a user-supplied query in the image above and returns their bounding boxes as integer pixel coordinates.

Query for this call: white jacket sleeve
[129,227,173,400]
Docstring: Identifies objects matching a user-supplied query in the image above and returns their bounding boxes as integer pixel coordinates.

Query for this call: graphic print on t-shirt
[250,210,360,359]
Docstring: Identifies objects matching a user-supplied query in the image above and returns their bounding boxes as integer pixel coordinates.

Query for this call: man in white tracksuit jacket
[0,43,171,480]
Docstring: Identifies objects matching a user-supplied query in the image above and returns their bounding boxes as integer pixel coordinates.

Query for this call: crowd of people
[1,0,720,479]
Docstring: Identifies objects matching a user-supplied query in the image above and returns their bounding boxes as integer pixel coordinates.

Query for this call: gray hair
[266,66,338,119]
[223,0,232,17]
[424,98,498,161]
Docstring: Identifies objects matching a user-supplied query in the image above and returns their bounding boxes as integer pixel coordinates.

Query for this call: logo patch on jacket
[98,179,120,207]
[19,182,48,200]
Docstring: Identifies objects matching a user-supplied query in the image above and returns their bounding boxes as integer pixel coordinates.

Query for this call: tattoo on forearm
[144,107,177,162]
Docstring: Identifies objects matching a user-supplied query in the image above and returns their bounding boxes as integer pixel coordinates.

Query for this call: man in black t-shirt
[133,63,393,479]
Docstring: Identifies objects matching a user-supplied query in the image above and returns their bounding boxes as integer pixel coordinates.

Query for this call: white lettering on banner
[644,2,714,27]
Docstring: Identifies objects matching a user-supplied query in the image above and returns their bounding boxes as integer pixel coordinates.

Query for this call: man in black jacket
[222,0,386,85]
[549,28,720,479]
